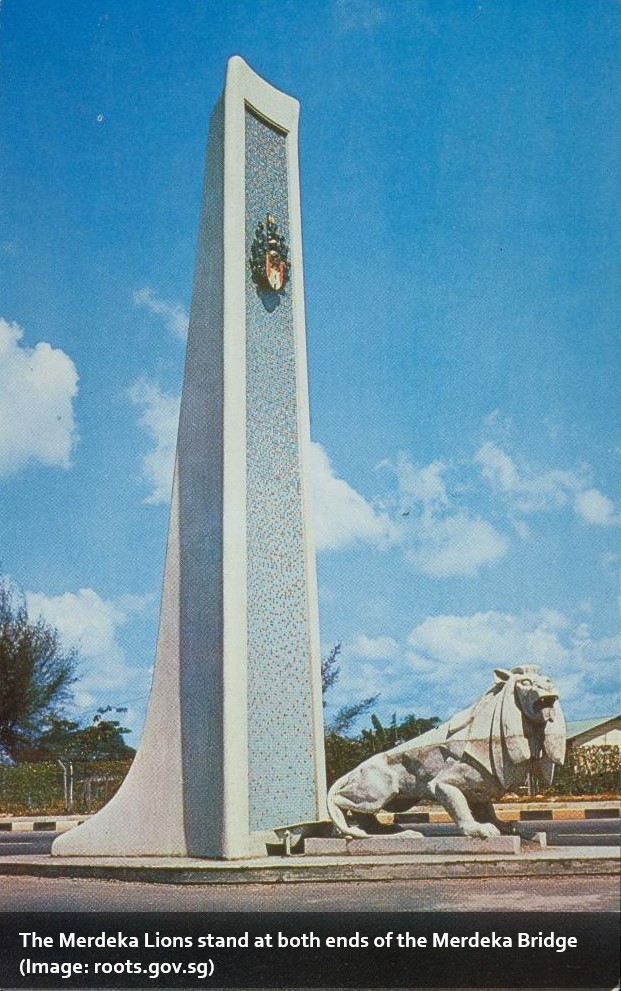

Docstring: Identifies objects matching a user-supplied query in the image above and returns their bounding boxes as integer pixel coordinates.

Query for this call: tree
[35,707,135,762]
[322,642,379,732]
[321,642,342,701]
[0,579,76,760]
[321,641,440,785]
[360,712,440,754]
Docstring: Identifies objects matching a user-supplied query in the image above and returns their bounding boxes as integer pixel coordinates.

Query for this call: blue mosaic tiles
[244,108,318,830]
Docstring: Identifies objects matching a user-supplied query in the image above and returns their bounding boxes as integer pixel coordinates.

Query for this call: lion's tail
[326,771,354,837]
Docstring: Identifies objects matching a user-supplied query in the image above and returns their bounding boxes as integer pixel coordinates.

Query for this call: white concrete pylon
[52,56,326,860]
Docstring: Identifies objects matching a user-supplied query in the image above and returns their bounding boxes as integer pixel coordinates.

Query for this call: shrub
[550,745,620,796]
[0,759,133,815]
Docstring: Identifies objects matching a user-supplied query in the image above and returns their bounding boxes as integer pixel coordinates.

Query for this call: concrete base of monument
[304,834,526,855]
[0,844,617,884]
[271,820,540,856]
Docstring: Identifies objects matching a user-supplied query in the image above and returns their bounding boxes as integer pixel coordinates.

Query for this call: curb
[396,803,620,825]
[1,802,619,831]
[0,817,87,833]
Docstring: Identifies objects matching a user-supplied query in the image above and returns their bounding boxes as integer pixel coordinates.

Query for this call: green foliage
[549,745,620,796]
[0,579,76,760]
[0,760,132,815]
[361,712,440,754]
[324,733,369,785]
[0,762,64,814]
[324,711,441,786]
[327,696,379,736]
[36,707,135,761]
[321,643,342,701]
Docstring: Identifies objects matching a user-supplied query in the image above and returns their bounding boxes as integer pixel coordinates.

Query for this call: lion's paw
[462,822,500,839]
[343,826,369,839]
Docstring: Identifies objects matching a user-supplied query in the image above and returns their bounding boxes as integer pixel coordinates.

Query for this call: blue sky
[1,0,619,744]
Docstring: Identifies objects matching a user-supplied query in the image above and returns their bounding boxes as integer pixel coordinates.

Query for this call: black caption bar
[0,912,618,989]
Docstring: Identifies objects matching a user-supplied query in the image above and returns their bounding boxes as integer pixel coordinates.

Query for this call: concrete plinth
[304,834,523,856]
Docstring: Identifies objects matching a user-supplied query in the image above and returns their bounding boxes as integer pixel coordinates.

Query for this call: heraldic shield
[250,214,290,292]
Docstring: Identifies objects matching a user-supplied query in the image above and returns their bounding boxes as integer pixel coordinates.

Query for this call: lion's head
[510,665,561,725]
[464,664,566,790]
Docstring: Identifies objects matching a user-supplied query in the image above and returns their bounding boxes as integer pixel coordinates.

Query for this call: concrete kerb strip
[1,801,618,832]
[0,816,87,833]
[396,800,621,824]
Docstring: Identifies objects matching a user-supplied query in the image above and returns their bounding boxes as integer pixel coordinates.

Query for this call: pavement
[0,811,618,913]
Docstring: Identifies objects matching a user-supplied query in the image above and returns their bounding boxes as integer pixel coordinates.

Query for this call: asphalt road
[0,869,618,913]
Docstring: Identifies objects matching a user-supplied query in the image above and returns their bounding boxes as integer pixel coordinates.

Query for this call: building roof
[565,715,620,740]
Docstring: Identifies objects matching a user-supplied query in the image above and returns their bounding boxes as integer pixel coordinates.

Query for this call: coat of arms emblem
[250,215,290,292]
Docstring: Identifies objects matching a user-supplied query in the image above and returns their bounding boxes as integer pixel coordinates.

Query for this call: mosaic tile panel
[245,108,318,831]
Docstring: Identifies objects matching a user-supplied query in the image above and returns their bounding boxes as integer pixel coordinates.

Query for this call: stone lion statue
[327,665,566,840]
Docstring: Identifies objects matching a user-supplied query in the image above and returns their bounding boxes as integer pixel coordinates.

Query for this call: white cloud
[133,287,188,340]
[0,318,78,478]
[511,518,531,540]
[405,512,509,578]
[475,440,617,526]
[351,634,400,660]
[539,608,571,630]
[405,609,620,717]
[333,0,388,33]
[324,647,418,729]
[385,452,508,577]
[574,488,617,526]
[25,588,150,719]
[128,379,179,504]
[323,609,618,730]
[126,410,400,550]
[389,455,449,510]
[475,440,520,493]
[408,610,569,673]
[311,442,399,551]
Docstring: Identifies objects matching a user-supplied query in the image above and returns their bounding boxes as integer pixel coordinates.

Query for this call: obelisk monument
[53,56,327,859]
